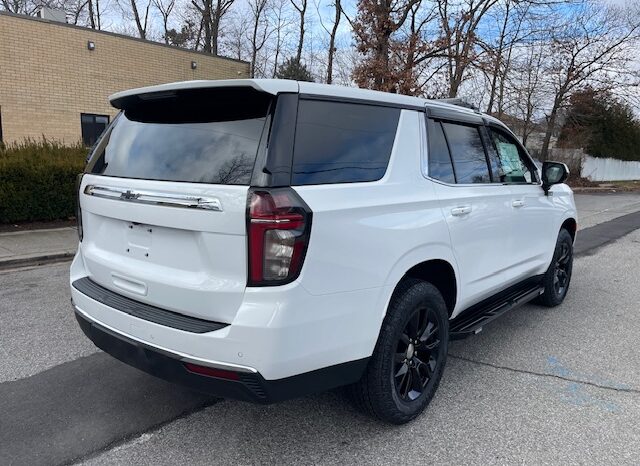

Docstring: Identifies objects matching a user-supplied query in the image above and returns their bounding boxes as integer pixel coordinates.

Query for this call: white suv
[71,79,577,424]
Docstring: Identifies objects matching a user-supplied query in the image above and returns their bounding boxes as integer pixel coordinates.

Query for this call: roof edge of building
[0,11,250,66]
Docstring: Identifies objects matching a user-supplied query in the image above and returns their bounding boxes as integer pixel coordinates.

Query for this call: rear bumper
[70,248,385,381]
[75,308,368,403]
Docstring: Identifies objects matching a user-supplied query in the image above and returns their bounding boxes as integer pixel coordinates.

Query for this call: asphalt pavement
[1,194,639,465]
[574,192,640,228]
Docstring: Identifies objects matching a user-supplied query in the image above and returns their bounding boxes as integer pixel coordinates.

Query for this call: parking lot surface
[1,194,639,465]
[574,192,640,228]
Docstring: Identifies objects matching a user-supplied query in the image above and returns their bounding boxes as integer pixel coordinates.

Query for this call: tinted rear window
[291,100,400,185]
[88,88,271,185]
[426,119,455,183]
[441,122,491,184]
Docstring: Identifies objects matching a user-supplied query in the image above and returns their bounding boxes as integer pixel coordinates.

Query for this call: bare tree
[114,0,151,38]
[192,0,236,55]
[130,0,151,38]
[437,0,499,97]
[222,9,251,59]
[154,0,176,43]
[0,0,39,15]
[392,1,448,95]
[327,0,341,84]
[269,0,294,77]
[314,0,341,83]
[87,0,97,27]
[511,42,546,146]
[539,1,640,159]
[248,0,272,77]
[67,0,89,25]
[479,0,532,116]
[289,0,307,63]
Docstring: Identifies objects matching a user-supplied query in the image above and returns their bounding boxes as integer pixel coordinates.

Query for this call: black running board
[449,276,544,340]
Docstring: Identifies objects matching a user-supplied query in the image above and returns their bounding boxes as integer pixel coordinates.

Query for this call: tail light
[76,174,84,242]
[247,188,312,286]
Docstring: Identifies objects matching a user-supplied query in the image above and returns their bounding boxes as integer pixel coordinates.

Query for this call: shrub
[0,139,87,224]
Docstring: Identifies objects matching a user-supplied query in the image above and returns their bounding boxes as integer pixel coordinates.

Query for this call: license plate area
[126,222,153,258]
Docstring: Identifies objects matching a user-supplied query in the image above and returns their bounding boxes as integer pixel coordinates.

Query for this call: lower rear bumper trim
[74,307,369,403]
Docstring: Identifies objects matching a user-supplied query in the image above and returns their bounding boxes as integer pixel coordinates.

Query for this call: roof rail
[437,98,480,112]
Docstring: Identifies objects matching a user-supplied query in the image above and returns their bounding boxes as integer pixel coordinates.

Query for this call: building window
[81,113,109,146]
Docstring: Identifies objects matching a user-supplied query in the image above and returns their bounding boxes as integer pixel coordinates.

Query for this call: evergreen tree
[275,58,314,82]
[558,88,640,161]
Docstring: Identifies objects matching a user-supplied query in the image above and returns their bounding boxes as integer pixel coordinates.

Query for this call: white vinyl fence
[580,155,640,182]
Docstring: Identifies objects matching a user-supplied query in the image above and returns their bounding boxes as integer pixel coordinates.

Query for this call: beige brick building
[0,12,250,145]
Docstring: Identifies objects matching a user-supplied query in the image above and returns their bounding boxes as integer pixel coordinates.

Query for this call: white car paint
[71,79,577,382]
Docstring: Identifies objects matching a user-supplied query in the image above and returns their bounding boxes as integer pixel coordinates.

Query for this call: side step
[449,280,544,340]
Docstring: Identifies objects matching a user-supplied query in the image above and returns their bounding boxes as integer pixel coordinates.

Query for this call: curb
[571,187,640,193]
[0,251,75,270]
[0,226,77,237]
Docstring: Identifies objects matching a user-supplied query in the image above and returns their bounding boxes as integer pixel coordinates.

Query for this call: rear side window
[426,119,455,183]
[87,88,271,185]
[291,100,400,185]
[441,122,491,184]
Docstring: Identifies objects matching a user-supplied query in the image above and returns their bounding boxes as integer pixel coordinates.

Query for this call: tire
[349,278,449,424]
[536,228,574,307]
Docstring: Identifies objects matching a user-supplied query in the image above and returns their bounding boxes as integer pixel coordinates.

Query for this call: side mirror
[542,161,569,195]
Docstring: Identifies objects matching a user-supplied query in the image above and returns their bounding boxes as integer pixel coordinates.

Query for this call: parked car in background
[71,80,577,424]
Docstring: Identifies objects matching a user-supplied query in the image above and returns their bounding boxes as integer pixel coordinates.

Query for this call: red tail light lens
[247,188,312,286]
[76,173,84,242]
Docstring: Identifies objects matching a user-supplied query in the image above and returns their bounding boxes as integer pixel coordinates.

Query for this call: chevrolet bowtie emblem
[120,190,139,200]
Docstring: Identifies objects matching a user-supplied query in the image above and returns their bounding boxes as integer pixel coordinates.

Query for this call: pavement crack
[449,354,640,395]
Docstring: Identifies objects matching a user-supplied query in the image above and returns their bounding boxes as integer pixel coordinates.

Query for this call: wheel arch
[380,257,458,322]
[403,259,457,316]
[561,217,577,242]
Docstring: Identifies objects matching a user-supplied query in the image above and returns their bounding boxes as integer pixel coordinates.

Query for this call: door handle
[451,205,472,216]
[512,199,525,208]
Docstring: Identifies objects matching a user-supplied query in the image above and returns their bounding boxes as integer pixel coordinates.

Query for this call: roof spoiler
[109,79,299,109]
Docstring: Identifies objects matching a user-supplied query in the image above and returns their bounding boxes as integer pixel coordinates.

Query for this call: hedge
[0,140,87,224]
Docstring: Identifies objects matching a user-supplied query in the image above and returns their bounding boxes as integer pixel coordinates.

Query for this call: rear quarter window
[291,100,400,185]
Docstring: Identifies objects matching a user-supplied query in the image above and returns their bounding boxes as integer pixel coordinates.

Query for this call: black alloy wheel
[394,307,441,402]
[349,278,449,424]
[536,228,573,307]
[554,240,572,296]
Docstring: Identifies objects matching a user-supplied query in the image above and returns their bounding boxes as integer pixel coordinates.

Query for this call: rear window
[291,100,400,185]
[87,88,271,185]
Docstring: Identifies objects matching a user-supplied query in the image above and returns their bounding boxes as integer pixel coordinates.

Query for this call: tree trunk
[486,2,510,113]
[448,68,460,97]
[327,0,341,84]
[541,103,560,161]
[211,0,222,55]
[293,0,307,63]
[251,8,260,77]
[202,0,213,53]
[87,0,96,28]
[130,0,148,39]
